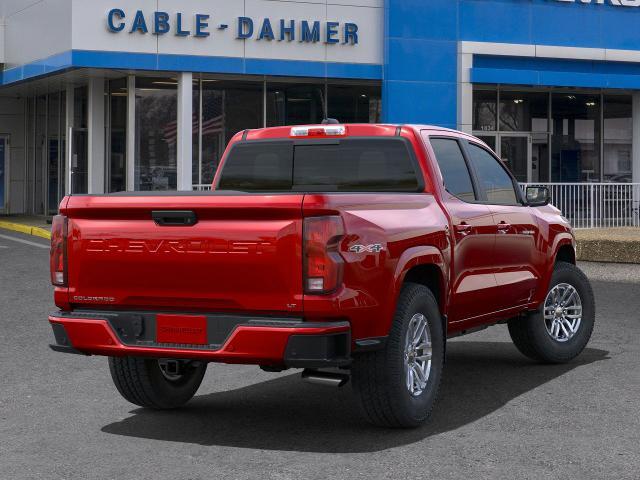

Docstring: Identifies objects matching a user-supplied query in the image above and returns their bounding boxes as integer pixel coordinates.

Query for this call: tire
[351,282,445,428]
[508,261,595,364]
[108,357,207,409]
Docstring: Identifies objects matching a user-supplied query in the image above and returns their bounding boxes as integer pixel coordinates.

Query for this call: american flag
[163,114,224,145]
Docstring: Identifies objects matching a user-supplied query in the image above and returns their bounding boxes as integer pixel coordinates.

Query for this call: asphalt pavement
[1,229,639,480]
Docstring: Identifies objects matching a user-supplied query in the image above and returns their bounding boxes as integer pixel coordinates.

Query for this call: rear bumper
[48,311,351,368]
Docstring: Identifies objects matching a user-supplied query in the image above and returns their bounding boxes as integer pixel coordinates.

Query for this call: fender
[383,245,449,335]
[532,232,576,307]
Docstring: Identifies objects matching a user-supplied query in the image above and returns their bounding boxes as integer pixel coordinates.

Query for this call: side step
[301,369,349,387]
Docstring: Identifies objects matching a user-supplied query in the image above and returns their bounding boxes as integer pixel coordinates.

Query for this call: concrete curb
[575,228,639,265]
[0,221,51,240]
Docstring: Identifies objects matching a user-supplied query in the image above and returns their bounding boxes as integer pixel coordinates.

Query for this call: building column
[64,85,74,195]
[88,77,105,194]
[457,47,473,134]
[176,72,193,191]
[126,75,136,191]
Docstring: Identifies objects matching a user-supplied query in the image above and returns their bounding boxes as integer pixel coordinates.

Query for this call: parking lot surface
[1,230,638,480]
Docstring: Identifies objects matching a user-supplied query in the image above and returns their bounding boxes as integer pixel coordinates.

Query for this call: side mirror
[526,186,551,207]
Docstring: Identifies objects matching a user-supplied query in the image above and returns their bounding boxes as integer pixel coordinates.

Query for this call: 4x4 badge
[349,244,384,253]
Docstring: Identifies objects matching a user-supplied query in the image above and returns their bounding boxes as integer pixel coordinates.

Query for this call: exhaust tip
[301,369,349,388]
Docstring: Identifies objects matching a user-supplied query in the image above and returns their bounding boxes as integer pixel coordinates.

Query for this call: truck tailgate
[62,194,304,314]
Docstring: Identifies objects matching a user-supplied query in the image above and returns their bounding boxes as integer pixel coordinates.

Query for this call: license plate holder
[156,314,208,345]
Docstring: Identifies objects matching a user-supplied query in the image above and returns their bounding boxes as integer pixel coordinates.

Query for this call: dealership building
[0,0,640,217]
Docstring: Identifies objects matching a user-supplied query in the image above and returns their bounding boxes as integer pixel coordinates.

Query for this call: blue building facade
[0,0,638,215]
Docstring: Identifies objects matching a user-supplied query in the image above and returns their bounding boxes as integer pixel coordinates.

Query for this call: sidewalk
[0,215,52,240]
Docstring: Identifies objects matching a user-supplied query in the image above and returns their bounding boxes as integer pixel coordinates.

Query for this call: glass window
[473,89,497,131]
[267,82,325,126]
[603,95,632,183]
[532,133,550,183]
[551,93,600,182]
[35,95,46,213]
[293,139,419,192]
[218,139,420,192]
[500,91,549,132]
[499,136,528,182]
[466,143,519,205]
[218,143,293,191]
[47,93,61,213]
[71,87,89,195]
[327,83,381,123]
[108,79,127,192]
[193,79,264,186]
[74,87,88,130]
[430,138,476,202]
[134,78,177,191]
[475,135,496,152]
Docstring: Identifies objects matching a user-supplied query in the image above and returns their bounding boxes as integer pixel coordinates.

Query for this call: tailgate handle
[152,211,198,226]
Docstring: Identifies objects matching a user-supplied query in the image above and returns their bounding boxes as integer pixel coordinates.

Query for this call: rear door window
[218,138,421,192]
[430,138,477,202]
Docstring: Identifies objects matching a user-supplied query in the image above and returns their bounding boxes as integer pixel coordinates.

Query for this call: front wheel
[508,261,595,364]
[109,357,207,409]
[351,283,445,428]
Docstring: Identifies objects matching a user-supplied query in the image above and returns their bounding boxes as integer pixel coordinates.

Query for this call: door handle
[497,222,511,234]
[152,210,198,226]
[454,223,473,235]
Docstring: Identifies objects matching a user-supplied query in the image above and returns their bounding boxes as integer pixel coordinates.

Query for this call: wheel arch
[391,246,449,337]
[533,234,576,307]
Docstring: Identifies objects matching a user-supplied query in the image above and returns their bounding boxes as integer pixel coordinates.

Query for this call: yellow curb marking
[0,221,51,240]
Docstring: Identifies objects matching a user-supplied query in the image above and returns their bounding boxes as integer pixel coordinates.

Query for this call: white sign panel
[71,0,383,65]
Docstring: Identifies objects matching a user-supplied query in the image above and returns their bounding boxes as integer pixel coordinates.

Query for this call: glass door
[499,134,531,183]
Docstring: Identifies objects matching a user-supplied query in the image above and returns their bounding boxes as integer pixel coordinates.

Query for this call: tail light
[303,216,345,294]
[50,215,68,287]
[291,125,346,137]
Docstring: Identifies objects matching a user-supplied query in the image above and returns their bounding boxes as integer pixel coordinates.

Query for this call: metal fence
[193,182,639,229]
[521,183,640,229]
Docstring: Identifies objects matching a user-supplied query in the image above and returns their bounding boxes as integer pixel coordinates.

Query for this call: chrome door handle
[455,223,473,235]
[497,222,511,234]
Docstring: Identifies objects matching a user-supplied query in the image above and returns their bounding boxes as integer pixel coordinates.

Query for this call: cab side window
[430,138,476,202]
[466,143,519,205]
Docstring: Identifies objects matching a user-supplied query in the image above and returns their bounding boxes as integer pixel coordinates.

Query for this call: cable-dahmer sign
[106,9,360,45]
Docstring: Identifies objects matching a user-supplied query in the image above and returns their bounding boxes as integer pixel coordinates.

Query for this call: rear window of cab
[217,138,423,193]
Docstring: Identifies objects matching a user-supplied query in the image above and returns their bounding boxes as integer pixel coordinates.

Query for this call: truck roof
[237,123,481,143]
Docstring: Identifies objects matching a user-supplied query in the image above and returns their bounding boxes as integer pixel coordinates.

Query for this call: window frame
[462,140,526,207]
[428,135,482,204]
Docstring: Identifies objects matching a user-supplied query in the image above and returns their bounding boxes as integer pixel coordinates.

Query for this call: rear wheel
[108,357,207,409]
[508,261,595,364]
[351,283,445,428]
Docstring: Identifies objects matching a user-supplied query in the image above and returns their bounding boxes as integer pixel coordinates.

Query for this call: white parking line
[0,233,49,249]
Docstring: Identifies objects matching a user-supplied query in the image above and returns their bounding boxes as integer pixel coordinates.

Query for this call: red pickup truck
[49,123,595,428]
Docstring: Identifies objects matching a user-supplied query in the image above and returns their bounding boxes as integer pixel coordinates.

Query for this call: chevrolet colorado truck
[49,123,595,428]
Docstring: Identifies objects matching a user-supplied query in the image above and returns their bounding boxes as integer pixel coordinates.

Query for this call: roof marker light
[290,125,346,137]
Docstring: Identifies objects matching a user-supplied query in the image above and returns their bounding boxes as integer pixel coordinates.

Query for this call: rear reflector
[291,125,346,137]
[303,216,345,294]
[50,215,68,287]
